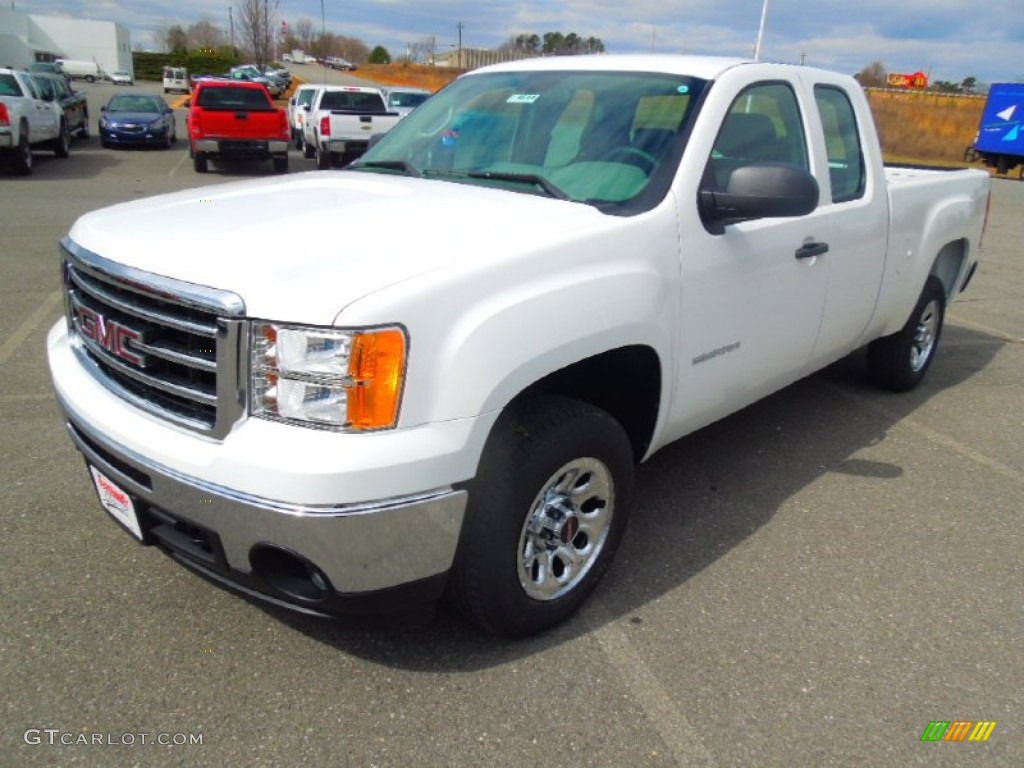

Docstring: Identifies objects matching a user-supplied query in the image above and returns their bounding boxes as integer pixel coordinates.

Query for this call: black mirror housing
[700,162,819,231]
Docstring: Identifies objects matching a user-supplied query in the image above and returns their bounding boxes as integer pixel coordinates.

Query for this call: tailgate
[199,108,282,139]
[329,113,398,139]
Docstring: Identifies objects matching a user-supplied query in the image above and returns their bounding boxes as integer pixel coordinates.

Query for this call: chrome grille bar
[61,238,246,437]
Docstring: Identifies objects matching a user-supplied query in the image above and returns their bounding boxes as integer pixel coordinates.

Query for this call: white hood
[68,171,602,323]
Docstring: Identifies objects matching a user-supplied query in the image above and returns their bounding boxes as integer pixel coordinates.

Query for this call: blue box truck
[966,83,1024,178]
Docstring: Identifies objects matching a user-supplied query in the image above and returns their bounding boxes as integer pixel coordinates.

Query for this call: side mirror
[699,162,819,231]
[100,105,107,112]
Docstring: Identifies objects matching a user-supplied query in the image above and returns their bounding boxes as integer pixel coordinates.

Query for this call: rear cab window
[813,86,866,203]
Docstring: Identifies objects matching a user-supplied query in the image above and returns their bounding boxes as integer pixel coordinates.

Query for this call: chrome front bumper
[61,402,467,616]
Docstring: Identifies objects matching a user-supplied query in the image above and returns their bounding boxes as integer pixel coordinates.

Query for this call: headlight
[250,322,407,431]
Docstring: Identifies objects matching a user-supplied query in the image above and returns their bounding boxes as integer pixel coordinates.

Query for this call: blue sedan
[99,93,177,148]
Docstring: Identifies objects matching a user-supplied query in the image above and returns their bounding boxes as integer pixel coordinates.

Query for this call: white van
[162,67,189,94]
[56,59,102,83]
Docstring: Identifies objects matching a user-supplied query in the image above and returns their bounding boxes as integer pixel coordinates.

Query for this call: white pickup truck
[47,56,989,637]
[1,67,70,175]
[300,85,400,168]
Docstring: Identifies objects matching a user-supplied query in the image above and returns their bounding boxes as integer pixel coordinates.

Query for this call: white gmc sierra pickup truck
[47,56,990,637]
[1,67,69,175]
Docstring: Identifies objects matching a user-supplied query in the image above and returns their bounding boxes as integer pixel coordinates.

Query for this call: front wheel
[448,396,634,637]
[867,276,946,392]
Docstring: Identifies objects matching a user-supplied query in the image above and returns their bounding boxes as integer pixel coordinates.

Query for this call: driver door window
[705,83,808,191]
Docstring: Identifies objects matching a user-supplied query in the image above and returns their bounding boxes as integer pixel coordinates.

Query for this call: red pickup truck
[186,80,290,173]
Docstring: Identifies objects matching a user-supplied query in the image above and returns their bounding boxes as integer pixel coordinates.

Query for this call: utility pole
[457,21,464,69]
[229,5,235,49]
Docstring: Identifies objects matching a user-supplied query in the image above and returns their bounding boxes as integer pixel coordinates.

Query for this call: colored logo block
[920,721,997,742]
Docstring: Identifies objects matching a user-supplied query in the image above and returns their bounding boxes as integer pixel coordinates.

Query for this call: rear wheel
[867,276,946,392]
[273,154,289,173]
[315,146,331,170]
[11,131,32,175]
[193,149,208,173]
[53,121,70,158]
[448,396,634,637]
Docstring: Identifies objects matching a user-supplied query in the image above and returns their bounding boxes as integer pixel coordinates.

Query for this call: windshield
[107,95,162,113]
[353,70,706,209]
[389,91,430,108]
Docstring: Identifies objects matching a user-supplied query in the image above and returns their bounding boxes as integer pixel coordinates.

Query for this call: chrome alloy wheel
[910,298,940,372]
[517,457,614,601]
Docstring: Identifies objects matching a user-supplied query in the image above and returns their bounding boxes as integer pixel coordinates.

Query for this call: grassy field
[358,65,994,169]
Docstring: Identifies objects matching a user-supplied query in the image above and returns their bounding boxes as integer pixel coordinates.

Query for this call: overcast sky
[18,0,1024,84]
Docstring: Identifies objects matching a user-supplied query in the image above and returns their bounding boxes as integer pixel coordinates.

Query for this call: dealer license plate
[89,466,143,541]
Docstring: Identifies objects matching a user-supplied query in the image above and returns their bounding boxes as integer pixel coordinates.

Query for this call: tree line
[152,5,604,70]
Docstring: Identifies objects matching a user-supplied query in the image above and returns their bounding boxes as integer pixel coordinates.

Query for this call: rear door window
[814,86,866,203]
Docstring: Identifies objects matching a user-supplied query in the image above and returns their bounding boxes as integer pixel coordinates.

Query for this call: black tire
[53,121,70,158]
[77,115,90,138]
[867,276,946,392]
[85,75,95,83]
[295,132,304,151]
[193,150,208,173]
[303,139,315,159]
[448,396,634,637]
[11,130,32,175]
[996,155,1009,175]
[315,146,331,170]
[273,154,289,173]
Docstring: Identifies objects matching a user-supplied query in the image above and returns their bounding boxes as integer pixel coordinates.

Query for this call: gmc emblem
[73,305,146,367]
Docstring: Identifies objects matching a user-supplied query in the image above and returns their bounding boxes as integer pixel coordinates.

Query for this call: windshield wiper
[466,171,569,200]
[353,160,423,178]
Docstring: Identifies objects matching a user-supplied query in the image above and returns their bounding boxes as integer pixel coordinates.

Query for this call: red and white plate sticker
[89,466,142,541]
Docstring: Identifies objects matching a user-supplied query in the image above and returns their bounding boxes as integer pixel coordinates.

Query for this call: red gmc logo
[73,305,145,366]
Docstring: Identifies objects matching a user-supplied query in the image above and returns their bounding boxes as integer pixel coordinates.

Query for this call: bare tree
[188,19,226,51]
[237,0,280,67]
[294,18,315,51]
[408,37,437,65]
[336,35,369,64]
[855,61,888,88]
[166,25,189,53]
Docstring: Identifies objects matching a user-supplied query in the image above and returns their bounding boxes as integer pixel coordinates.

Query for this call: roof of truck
[474,54,752,80]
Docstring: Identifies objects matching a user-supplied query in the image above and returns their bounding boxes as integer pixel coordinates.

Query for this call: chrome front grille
[61,238,246,437]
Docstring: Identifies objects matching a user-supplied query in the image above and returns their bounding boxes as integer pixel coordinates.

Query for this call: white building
[0,9,131,74]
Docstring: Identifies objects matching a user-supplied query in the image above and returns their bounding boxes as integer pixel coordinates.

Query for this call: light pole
[753,0,769,61]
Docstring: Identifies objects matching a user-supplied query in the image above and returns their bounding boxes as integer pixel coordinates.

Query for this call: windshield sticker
[507,94,540,104]
[677,85,690,94]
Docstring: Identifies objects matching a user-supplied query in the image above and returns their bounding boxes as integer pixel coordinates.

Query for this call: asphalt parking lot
[1,81,1021,766]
